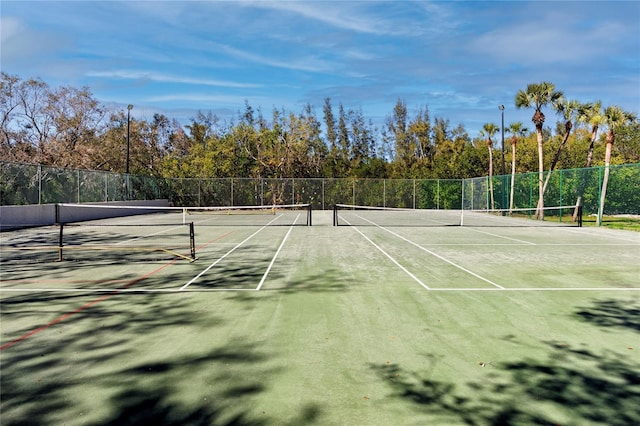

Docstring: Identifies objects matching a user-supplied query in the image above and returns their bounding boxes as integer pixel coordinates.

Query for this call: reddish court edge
[0,230,235,351]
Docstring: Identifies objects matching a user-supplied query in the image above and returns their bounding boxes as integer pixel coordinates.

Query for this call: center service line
[180,215,283,290]
[345,218,430,290]
[256,214,299,291]
[357,215,504,290]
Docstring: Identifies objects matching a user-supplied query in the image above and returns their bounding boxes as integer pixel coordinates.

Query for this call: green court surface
[1,210,639,425]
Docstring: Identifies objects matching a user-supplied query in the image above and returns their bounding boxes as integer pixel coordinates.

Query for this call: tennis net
[333,204,582,227]
[0,221,196,264]
[1,203,311,264]
[56,203,312,227]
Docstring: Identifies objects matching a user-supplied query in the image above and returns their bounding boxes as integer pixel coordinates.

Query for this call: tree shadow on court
[370,340,640,425]
[575,298,640,333]
[2,341,276,426]
[88,342,273,426]
[0,272,328,426]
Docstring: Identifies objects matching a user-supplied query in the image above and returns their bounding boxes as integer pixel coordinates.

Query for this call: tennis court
[1,206,639,425]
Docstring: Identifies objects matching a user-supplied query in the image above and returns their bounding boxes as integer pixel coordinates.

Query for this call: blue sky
[2,0,639,137]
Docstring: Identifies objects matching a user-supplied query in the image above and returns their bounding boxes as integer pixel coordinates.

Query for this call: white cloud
[0,16,22,42]
[145,93,270,104]
[243,0,447,37]
[86,70,263,89]
[210,41,339,74]
[246,1,390,35]
[0,16,68,64]
[466,11,634,66]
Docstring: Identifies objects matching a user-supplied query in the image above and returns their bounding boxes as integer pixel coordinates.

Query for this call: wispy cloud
[0,16,69,64]
[86,70,263,89]
[2,0,637,137]
[209,42,339,74]
[146,93,269,104]
[246,1,392,35]
[468,22,628,66]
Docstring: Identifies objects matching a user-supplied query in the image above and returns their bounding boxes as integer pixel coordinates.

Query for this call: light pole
[126,104,133,200]
[499,105,505,210]
[126,104,133,175]
[499,105,505,177]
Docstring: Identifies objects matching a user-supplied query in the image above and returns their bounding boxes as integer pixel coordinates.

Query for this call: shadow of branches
[370,296,640,426]
[372,342,640,425]
[575,298,640,333]
[0,262,323,425]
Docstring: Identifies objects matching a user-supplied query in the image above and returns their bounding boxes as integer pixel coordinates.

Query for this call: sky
[2,0,639,139]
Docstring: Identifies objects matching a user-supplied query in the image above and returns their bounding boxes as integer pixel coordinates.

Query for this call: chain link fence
[2,161,638,218]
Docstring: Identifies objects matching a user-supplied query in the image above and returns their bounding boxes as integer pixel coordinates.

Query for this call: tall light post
[499,105,505,210]
[499,105,505,176]
[126,104,133,175]
[125,104,133,201]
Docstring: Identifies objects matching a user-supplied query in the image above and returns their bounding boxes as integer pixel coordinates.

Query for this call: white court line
[3,286,637,294]
[423,243,640,246]
[115,223,188,245]
[556,226,640,243]
[462,227,536,245]
[255,215,299,291]
[180,215,282,290]
[0,288,257,293]
[427,287,640,292]
[355,215,504,290]
[345,218,430,290]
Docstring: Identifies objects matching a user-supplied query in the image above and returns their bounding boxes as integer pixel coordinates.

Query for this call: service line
[180,215,283,290]
[256,214,300,291]
[462,227,536,245]
[355,215,504,290]
[344,218,430,290]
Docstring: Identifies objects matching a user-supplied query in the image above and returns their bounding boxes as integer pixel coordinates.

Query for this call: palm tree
[597,106,636,226]
[572,101,602,220]
[481,123,499,210]
[515,82,564,219]
[506,122,528,213]
[540,99,580,198]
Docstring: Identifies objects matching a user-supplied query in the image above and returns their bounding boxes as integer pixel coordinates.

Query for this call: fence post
[38,164,42,204]
[383,179,386,208]
[597,166,603,226]
[352,180,355,206]
[198,179,201,207]
[529,172,533,209]
[413,179,416,209]
[486,177,490,211]
[559,170,563,222]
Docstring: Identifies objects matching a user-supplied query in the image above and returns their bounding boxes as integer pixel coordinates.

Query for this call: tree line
[1,73,638,187]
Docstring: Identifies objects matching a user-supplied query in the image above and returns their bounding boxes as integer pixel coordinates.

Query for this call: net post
[307,203,312,226]
[57,223,64,262]
[333,204,337,226]
[577,205,583,227]
[189,222,196,261]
